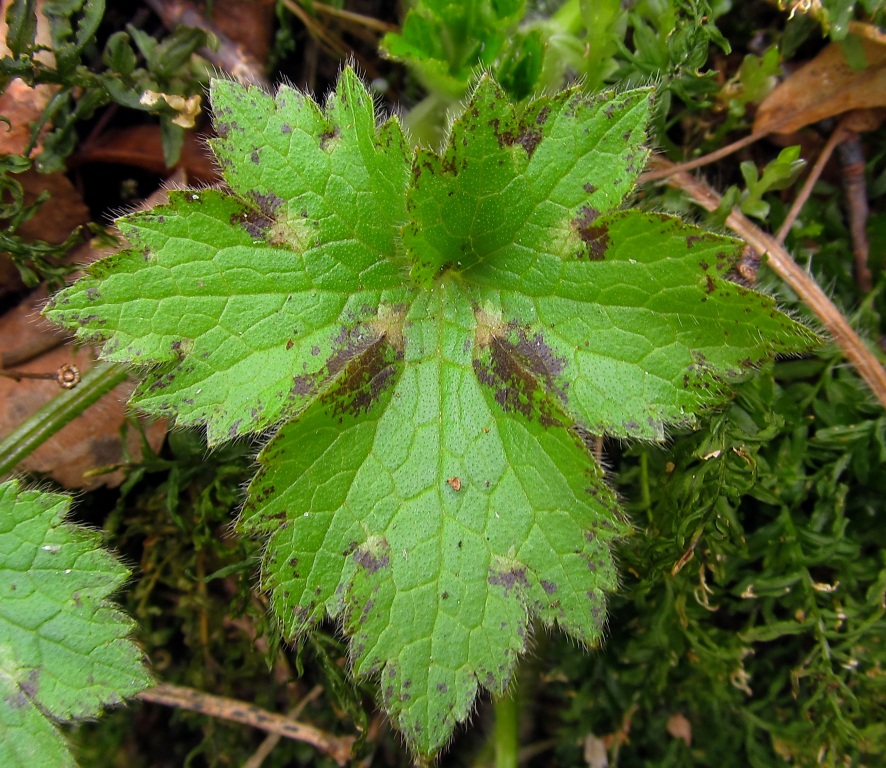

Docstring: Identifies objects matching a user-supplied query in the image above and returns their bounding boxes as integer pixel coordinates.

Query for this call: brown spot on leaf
[249,190,284,217]
[232,208,273,239]
[489,116,543,157]
[319,125,340,149]
[572,206,609,260]
[473,323,568,427]
[353,541,390,573]
[318,330,402,420]
[488,566,529,596]
[290,375,315,397]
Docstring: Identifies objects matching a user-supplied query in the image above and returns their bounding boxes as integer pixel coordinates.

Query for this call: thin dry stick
[774,121,849,244]
[641,131,766,182]
[837,132,873,294]
[280,0,351,59]
[138,683,354,766]
[651,157,886,409]
[311,0,398,34]
[242,685,325,768]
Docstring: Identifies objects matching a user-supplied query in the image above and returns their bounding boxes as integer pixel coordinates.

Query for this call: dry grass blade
[311,1,398,35]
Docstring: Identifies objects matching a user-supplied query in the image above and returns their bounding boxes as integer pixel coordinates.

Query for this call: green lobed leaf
[241,279,627,751]
[0,480,152,767]
[46,69,411,445]
[43,68,819,758]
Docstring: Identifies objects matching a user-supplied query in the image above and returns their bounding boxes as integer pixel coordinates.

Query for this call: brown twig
[311,1,398,35]
[651,156,886,409]
[138,682,354,766]
[280,0,351,60]
[242,685,325,768]
[279,0,384,81]
[837,132,873,293]
[640,131,766,182]
[774,120,850,244]
[0,363,81,388]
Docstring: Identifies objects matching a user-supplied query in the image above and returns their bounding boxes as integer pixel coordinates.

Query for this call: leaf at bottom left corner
[0,480,152,767]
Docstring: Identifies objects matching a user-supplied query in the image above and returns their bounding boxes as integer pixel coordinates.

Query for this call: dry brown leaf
[0,164,90,301]
[0,0,56,155]
[209,0,276,66]
[0,291,166,489]
[13,170,90,244]
[0,78,54,155]
[754,30,886,135]
[75,124,219,184]
[666,712,692,746]
[0,167,90,299]
[0,1,89,297]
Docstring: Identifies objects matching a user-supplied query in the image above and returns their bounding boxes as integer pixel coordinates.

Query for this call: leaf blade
[473,211,819,438]
[242,280,627,755]
[0,480,151,766]
[45,71,412,445]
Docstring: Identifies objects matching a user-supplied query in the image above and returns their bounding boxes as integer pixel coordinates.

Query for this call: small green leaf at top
[0,480,152,768]
[43,69,819,758]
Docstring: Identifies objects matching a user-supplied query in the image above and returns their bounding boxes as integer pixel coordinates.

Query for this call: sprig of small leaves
[1,0,209,171]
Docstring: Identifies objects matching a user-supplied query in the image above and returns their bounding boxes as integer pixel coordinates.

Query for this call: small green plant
[0,0,209,287]
[44,68,817,758]
[718,145,807,220]
[0,479,152,767]
[381,0,733,147]
[1,0,209,171]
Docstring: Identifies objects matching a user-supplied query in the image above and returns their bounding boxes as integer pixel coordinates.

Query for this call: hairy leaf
[0,480,151,767]
[44,69,818,757]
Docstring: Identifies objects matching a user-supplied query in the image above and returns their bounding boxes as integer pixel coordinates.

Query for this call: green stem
[494,686,519,768]
[0,361,130,478]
